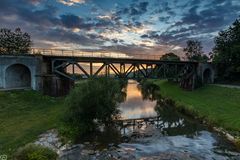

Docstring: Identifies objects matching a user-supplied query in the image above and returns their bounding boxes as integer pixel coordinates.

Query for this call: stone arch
[203,68,212,83]
[5,64,31,88]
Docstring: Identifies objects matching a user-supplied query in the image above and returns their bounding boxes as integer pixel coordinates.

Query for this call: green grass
[0,90,65,157]
[151,80,240,133]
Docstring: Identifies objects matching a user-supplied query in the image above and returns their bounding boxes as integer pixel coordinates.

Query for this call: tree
[213,17,240,81]
[160,52,180,61]
[63,78,125,139]
[183,40,208,62]
[0,28,31,54]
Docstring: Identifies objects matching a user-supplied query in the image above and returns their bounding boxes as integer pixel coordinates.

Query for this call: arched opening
[5,64,31,88]
[203,68,212,84]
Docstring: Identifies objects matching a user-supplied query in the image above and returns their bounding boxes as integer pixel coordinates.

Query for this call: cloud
[0,1,60,28]
[58,0,86,6]
[130,2,149,15]
[60,14,92,30]
[116,1,149,16]
[0,0,239,55]
[34,28,105,48]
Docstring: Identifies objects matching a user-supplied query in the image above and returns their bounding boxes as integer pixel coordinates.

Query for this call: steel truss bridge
[43,56,198,90]
[29,48,199,90]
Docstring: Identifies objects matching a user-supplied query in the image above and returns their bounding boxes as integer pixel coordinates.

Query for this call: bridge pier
[0,55,42,90]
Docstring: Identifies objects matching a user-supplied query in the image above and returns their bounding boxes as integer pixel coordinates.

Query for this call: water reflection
[119,80,157,119]
[117,80,239,159]
[74,80,239,159]
[119,80,202,137]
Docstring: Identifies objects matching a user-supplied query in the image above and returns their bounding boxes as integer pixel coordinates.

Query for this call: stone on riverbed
[34,129,75,156]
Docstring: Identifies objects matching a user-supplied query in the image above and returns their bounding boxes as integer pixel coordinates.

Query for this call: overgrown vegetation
[160,52,180,61]
[0,28,31,54]
[13,143,58,160]
[213,17,240,82]
[183,40,209,62]
[61,78,125,141]
[139,79,161,101]
[0,90,64,157]
[150,80,240,133]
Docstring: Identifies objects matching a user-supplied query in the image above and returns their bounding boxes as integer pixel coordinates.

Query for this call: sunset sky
[0,0,239,57]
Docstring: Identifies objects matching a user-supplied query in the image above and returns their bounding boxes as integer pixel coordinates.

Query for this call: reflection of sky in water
[119,81,157,119]
[117,80,240,159]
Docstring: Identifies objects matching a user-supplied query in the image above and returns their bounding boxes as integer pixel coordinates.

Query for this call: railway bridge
[0,49,215,96]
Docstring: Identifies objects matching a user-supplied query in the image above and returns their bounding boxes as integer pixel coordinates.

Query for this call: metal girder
[75,63,90,78]
[51,58,197,89]
[94,63,106,77]
[126,64,135,78]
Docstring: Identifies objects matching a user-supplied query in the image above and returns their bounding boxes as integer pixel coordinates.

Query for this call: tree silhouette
[184,40,208,62]
[213,17,240,81]
[0,28,31,54]
[160,52,180,61]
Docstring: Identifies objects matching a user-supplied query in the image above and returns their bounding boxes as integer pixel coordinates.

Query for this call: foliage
[0,90,64,157]
[13,143,58,160]
[140,79,161,101]
[151,80,240,132]
[63,78,124,139]
[0,28,31,54]
[183,40,209,62]
[160,52,180,61]
[118,78,128,89]
[194,75,203,88]
[140,80,201,136]
[213,17,240,81]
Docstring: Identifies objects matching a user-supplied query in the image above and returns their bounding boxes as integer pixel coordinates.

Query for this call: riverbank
[0,90,64,156]
[149,80,240,140]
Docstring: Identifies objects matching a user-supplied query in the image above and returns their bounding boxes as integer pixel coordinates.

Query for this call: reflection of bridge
[116,116,198,136]
[0,49,215,96]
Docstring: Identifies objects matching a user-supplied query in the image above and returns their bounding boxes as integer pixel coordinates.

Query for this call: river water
[116,80,240,159]
[61,80,240,160]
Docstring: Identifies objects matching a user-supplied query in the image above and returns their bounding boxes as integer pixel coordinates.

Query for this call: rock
[81,149,95,155]
[84,142,90,145]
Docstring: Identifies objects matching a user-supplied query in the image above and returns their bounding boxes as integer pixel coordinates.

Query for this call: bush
[140,79,161,101]
[13,143,58,160]
[62,78,124,139]
[0,28,31,54]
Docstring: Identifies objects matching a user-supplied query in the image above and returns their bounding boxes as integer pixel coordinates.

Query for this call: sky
[0,0,239,58]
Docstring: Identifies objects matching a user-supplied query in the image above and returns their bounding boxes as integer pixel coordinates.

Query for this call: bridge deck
[30,48,199,64]
[42,54,198,65]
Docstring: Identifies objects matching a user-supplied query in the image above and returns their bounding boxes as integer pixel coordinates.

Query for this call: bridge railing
[30,48,161,60]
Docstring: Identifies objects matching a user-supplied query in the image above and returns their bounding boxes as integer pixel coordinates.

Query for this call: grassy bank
[0,90,64,156]
[150,80,240,133]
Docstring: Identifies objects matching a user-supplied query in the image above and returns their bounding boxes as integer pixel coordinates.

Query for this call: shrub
[13,143,58,160]
[62,78,124,139]
[140,79,161,100]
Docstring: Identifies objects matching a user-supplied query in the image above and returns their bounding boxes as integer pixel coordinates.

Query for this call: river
[61,80,240,160]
